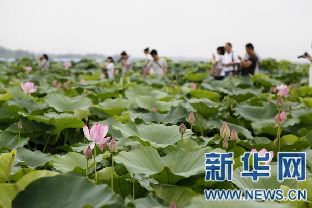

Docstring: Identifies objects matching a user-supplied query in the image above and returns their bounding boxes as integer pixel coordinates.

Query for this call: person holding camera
[305,54,312,87]
[299,52,312,87]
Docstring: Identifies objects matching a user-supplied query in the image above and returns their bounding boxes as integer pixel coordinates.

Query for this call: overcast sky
[0,0,311,60]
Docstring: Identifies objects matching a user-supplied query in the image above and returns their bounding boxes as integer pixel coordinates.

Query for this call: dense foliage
[0,58,311,208]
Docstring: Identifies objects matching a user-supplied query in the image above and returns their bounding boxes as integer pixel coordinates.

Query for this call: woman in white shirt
[211,46,225,80]
[101,57,115,80]
[38,54,50,70]
[143,47,153,76]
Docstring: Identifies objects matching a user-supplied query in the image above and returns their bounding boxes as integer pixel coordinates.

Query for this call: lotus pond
[0,58,312,208]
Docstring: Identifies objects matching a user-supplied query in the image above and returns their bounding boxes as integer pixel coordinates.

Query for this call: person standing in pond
[211,46,225,80]
[303,53,312,87]
[100,57,115,80]
[120,51,132,73]
[145,49,167,76]
[221,42,240,77]
[38,54,49,70]
[239,43,258,77]
[143,47,153,76]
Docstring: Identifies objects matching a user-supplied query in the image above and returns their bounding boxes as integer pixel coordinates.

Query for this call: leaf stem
[132,174,135,199]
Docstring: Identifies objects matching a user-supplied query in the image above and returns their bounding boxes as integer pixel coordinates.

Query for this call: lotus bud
[17,120,23,129]
[220,122,230,140]
[276,96,283,106]
[275,111,287,126]
[230,129,238,141]
[99,143,107,152]
[63,61,72,69]
[169,202,177,208]
[188,112,195,124]
[179,123,186,135]
[109,138,118,153]
[151,106,157,112]
[24,66,32,72]
[222,138,228,149]
[83,145,92,159]
[190,82,197,89]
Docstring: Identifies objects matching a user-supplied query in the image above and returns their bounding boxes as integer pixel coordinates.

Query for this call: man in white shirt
[221,42,240,77]
[146,49,167,76]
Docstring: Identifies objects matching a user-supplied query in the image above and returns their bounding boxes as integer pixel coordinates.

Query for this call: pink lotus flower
[275,111,287,125]
[24,66,32,72]
[276,85,289,97]
[109,138,118,153]
[250,148,274,164]
[230,129,238,141]
[179,123,186,135]
[220,122,230,140]
[188,112,195,124]
[21,81,37,94]
[83,145,92,159]
[83,123,109,149]
[63,61,72,69]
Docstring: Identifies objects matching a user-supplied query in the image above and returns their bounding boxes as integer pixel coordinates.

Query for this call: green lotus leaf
[114,146,164,176]
[0,150,16,183]
[44,93,92,112]
[51,152,86,173]
[135,95,173,112]
[114,122,192,148]
[189,89,220,102]
[0,104,21,123]
[154,185,199,208]
[95,98,129,116]
[125,85,168,99]
[184,72,208,81]
[12,175,123,208]
[232,164,297,190]
[163,147,208,177]
[16,147,53,168]
[26,113,84,133]
[234,102,276,122]
[133,105,187,124]
[0,183,16,208]
[115,146,209,179]
[0,132,28,152]
[205,119,253,140]
[188,98,219,118]
[133,194,166,208]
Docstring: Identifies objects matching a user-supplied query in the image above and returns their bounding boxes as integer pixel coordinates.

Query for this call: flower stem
[86,159,89,177]
[111,155,114,191]
[94,148,97,183]
[277,125,281,152]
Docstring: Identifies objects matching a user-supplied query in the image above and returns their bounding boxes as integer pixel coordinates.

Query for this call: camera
[298,52,309,59]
